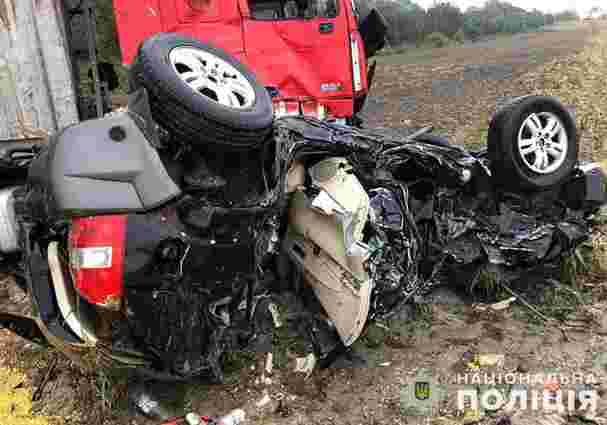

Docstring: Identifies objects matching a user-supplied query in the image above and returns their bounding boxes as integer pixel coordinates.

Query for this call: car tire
[488,95,577,191]
[129,33,273,148]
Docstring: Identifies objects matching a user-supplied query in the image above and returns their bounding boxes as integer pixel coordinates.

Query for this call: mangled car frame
[0,33,604,416]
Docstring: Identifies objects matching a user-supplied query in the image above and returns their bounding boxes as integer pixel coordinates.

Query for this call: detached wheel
[488,96,578,191]
[129,33,273,148]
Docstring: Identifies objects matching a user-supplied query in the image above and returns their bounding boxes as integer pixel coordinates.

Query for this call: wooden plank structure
[0,0,78,141]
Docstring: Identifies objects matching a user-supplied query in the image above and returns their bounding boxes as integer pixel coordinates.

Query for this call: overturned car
[0,35,604,399]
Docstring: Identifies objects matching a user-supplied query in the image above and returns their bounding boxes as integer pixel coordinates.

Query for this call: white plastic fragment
[185,412,202,425]
[460,168,472,183]
[490,297,517,311]
[268,303,282,328]
[294,353,317,378]
[265,353,273,374]
[216,409,246,425]
[256,392,272,408]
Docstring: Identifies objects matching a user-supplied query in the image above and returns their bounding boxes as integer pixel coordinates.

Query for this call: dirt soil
[2,22,607,425]
[364,22,603,160]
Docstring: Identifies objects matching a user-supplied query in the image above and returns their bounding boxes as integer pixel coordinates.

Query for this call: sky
[413,0,601,15]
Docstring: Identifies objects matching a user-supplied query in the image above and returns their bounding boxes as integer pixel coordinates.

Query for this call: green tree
[424,2,464,38]
[555,10,579,21]
[463,14,482,40]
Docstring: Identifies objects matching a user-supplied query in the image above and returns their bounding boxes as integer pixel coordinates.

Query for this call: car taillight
[350,33,362,92]
[68,215,127,310]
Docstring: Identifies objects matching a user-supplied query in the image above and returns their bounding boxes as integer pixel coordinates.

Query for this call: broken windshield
[249,0,339,20]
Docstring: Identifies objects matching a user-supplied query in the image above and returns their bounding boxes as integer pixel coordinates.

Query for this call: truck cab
[112,0,378,121]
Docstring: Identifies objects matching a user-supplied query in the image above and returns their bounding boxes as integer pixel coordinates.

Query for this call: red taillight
[69,215,127,310]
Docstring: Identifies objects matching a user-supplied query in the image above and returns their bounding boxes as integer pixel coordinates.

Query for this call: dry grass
[517,26,607,160]
[0,366,62,425]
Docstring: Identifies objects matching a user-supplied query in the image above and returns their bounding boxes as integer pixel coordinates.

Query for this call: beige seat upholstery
[287,158,371,346]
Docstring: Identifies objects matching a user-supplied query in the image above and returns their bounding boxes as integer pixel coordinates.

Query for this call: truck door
[113,0,163,65]
[240,0,355,108]
[171,0,245,57]
[113,0,245,65]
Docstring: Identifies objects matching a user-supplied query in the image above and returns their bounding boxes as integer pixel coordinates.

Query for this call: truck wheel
[488,96,578,191]
[129,33,273,148]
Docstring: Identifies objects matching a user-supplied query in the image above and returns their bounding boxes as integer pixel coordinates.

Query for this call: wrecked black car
[0,35,604,405]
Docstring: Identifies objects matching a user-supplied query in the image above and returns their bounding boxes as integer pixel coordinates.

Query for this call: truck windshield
[249,0,338,20]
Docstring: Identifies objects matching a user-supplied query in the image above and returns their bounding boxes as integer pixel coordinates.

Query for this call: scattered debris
[268,303,283,328]
[0,367,59,425]
[32,355,58,402]
[294,353,317,379]
[264,353,273,375]
[498,283,551,323]
[489,297,517,311]
[432,417,461,425]
[466,353,505,369]
[462,407,484,424]
[185,412,204,425]
[478,354,505,367]
[214,409,246,425]
[256,392,272,408]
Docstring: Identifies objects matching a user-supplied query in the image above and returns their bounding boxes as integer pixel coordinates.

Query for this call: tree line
[357,0,580,48]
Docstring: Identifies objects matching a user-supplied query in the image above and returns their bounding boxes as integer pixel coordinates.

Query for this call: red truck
[112,0,387,122]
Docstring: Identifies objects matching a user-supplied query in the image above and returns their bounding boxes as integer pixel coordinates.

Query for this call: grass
[376,45,444,66]
[461,114,489,151]
[561,244,594,286]
[182,382,209,413]
[376,27,557,66]
[93,367,130,416]
[508,249,594,328]
[543,285,589,321]
[472,268,508,301]
[527,47,546,64]
[446,303,466,319]
[386,303,434,339]
[341,304,436,366]
[271,326,307,370]
[464,242,597,332]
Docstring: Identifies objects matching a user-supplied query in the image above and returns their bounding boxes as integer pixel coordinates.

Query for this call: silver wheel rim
[169,47,256,109]
[517,111,568,174]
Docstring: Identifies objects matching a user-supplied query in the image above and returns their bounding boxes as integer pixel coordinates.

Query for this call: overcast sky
[413,0,600,15]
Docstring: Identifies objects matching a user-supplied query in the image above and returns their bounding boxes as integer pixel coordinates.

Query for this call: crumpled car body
[0,113,603,383]
[273,117,603,323]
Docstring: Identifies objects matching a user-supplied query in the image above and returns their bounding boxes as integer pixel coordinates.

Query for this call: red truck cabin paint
[112,0,369,119]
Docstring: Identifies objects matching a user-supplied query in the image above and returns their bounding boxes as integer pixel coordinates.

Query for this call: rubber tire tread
[487,95,577,191]
[129,33,273,148]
